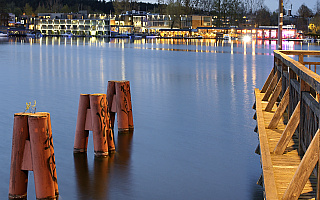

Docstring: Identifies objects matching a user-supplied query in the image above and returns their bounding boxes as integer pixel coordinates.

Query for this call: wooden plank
[265,77,283,112]
[291,79,301,94]
[262,67,275,93]
[274,51,320,94]
[263,71,279,101]
[279,50,320,56]
[282,129,320,200]
[268,87,289,129]
[254,88,279,200]
[302,92,320,116]
[273,101,300,155]
[84,108,92,131]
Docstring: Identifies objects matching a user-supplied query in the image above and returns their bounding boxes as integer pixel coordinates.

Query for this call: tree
[24,3,34,15]
[35,3,48,15]
[0,0,6,12]
[255,6,270,26]
[166,0,184,28]
[315,0,320,15]
[297,4,313,33]
[270,11,278,25]
[61,4,70,13]
[243,0,264,14]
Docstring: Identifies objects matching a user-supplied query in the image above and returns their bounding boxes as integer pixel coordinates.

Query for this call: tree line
[0,0,319,32]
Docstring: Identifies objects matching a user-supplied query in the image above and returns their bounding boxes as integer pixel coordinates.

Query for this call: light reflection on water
[0,37,319,199]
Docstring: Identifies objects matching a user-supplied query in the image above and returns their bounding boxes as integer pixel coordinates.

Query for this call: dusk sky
[264,0,318,14]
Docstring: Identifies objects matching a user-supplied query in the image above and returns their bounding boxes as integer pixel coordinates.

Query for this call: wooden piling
[107,80,134,133]
[74,94,90,153]
[90,94,109,157]
[9,113,30,200]
[28,113,56,200]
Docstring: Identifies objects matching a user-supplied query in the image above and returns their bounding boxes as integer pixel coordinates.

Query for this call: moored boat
[0,31,7,37]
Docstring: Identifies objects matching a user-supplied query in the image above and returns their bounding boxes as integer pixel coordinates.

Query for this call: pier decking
[254,50,320,199]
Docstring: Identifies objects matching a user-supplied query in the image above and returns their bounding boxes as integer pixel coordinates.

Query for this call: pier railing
[254,50,320,199]
[273,50,320,154]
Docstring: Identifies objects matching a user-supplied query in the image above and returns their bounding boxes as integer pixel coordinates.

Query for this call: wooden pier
[254,50,320,200]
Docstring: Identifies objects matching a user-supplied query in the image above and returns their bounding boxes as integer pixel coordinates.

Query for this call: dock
[254,50,320,199]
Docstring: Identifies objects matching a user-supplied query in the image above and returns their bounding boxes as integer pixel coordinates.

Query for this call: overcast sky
[264,0,317,14]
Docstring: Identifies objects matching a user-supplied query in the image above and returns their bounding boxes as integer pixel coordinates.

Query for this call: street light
[278,0,283,50]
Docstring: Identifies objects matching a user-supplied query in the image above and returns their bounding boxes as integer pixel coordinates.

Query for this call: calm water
[0,37,319,200]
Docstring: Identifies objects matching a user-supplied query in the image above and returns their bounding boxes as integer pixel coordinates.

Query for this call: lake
[0,37,319,200]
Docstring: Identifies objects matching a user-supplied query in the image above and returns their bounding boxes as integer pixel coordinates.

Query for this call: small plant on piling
[24,100,36,113]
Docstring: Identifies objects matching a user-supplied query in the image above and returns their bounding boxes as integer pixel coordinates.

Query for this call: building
[36,13,110,36]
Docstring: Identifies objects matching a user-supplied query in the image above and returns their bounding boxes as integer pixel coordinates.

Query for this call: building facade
[36,13,110,36]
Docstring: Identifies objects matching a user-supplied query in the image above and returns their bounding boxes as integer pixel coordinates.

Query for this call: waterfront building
[36,13,110,36]
[146,14,171,33]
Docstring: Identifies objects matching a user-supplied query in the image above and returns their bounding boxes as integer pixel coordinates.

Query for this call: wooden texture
[274,51,320,94]
[262,67,275,93]
[268,87,289,129]
[254,88,279,200]
[273,101,300,155]
[255,50,320,200]
[265,77,282,112]
[282,130,319,200]
[255,89,317,200]
[263,71,279,101]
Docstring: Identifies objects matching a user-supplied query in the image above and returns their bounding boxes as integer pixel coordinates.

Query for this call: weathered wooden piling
[107,80,134,133]
[74,93,115,157]
[9,112,58,200]
[28,113,56,199]
[9,113,30,200]
[74,94,90,153]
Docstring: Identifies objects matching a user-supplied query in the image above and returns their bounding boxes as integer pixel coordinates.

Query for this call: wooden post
[261,68,275,93]
[268,87,289,129]
[106,81,116,130]
[265,77,282,112]
[74,94,90,153]
[90,94,109,157]
[40,112,59,196]
[273,101,300,155]
[115,81,129,132]
[282,129,320,200]
[107,80,134,133]
[28,114,56,199]
[74,93,116,156]
[262,71,278,101]
[105,99,116,152]
[9,113,30,200]
[299,80,310,154]
[298,54,304,64]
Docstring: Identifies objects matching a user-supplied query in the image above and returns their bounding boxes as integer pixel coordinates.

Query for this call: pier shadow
[73,130,133,199]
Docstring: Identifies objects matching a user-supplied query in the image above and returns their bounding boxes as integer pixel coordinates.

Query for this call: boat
[26,32,35,37]
[0,31,8,37]
[130,35,142,39]
[61,32,73,37]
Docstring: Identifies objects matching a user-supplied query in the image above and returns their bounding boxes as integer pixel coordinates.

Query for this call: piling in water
[9,112,58,200]
[74,93,115,157]
[107,80,134,133]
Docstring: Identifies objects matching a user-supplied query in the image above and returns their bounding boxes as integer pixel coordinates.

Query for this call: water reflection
[2,36,320,199]
[73,131,133,200]
[2,37,319,55]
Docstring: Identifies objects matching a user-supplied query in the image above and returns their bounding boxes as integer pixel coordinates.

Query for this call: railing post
[299,54,304,64]
[299,79,311,155]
